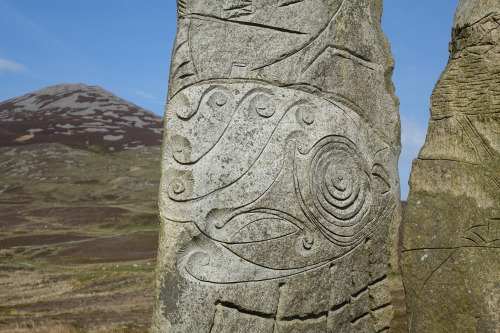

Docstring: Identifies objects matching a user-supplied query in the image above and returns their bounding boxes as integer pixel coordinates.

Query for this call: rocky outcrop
[152,1,400,332]
[401,0,499,331]
[0,84,163,152]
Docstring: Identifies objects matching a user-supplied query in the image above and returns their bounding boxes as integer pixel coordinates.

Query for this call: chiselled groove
[472,231,487,243]
[463,223,500,245]
[331,301,349,312]
[371,303,392,312]
[179,241,365,285]
[451,12,499,56]
[351,286,368,298]
[222,0,254,19]
[220,241,362,276]
[230,217,295,238]
[169,86,236,163]
[224,5,251,11]
[463,224,487,232]
[464,115,493,157]
[224,2,252,11]
[186,20,199,79]
[455,117,485,162]
[177,0,188,16]
[186,13,306,35]
[223,208,304,238]
[171,88,237,163]
[302,45,380,75]
[368,275,388,287]
[274,282,285,326]
[209,304,219,333]
[325,97,384,142]
[174,40,188,54]
[403,246,500,252]
[350,312,370,324]
[420,249,458,292]
[280,311,328,322]
[178,73,195,80]
[464,236,481,245]
[278,0,304,7]
[417,157,479,166]
[171,61,191,78]
[253,0,347,71]
[215,301,275,319]
[492,176,500,188]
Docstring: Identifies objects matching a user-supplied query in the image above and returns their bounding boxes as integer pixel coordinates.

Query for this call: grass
[74,264,156,282]
[3,321,82,333]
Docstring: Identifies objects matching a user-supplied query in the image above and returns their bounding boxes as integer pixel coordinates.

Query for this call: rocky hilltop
[0,83,163,152]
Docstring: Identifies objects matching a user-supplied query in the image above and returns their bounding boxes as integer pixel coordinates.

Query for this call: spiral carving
[299,136,373,246]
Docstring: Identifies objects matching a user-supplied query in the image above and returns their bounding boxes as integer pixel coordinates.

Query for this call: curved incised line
[186,19,199,79]
[315,201,393,246]
[301,45,381,75]
[171,87,275,165]
[252,0,347,71]
[292,137,389,245]
[187,13,307,35]
[226,208,306,239]
[174,85,222,121]
[230,217,296,241]
[219,239,363,275]
[169,99,311,202]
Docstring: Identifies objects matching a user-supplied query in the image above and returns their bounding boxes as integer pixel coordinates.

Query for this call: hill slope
[0,84,162,331]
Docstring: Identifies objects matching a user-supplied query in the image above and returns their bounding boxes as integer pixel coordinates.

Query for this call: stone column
[152,1,400,332]
[402,0,500,332]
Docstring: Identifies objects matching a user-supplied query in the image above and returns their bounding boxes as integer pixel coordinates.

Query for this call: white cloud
[399,117,428,199]
[136,90,156,100]
[401,117,427,155]
[135,90,164,105]
[0,57,26,74]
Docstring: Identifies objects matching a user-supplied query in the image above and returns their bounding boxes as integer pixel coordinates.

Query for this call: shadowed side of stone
[402,0,500,332]
[152,1,400,332]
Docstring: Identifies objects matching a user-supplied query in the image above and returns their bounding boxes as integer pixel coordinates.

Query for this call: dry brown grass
[1,320,82,333]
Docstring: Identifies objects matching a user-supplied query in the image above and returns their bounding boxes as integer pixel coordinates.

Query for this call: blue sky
[0,0,460,198]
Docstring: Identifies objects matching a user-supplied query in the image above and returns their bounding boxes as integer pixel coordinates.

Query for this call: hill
[0,83,163,153]
[0,84,162,332]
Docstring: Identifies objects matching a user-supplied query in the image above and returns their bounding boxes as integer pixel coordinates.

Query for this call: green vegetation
[0,143,160,331]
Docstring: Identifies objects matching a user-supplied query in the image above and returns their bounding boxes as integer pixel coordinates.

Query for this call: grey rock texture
[152,1,400,332]
[401,0,500,332]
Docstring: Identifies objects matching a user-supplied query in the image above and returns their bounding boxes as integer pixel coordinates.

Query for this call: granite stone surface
[152,1,400,332]
[402,0,500,331]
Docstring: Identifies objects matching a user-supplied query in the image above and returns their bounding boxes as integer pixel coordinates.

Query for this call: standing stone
[402,0,500,332]
[152,1,400,332]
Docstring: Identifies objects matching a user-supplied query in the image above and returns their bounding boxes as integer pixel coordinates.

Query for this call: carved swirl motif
[299,136,372,246]
[164,82,394,283]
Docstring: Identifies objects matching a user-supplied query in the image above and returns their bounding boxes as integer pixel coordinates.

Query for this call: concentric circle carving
[300,136,372,245]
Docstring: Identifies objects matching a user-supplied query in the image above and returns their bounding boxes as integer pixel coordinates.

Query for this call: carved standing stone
[401,0,500,332]
[152,1,400,332]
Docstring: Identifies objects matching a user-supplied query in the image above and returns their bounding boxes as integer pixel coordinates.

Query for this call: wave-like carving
[163,81,393,283]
